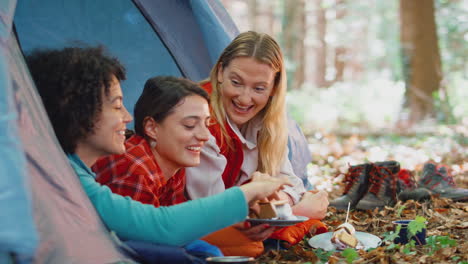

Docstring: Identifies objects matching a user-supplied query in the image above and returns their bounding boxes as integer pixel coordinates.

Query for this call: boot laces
[368,164,397,199]
[425,165,456,189]
[339,164,365,194]
[397,169,417,190]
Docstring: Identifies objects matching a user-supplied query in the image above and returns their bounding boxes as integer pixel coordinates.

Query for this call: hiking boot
[419,163,468,202]
[398,187,432,202]
[397,169,432,202]
[356,161,400,210]
[396,169,417,191]
[329,163,372,210]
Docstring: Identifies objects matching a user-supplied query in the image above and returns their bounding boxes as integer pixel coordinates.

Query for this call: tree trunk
[282,0,306,90]
[399,0,442,123]
[293,0,306,89]
[313,0,328,88]
[332,0,347,83]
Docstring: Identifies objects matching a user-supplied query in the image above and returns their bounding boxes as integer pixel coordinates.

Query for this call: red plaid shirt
[92,134,187,207]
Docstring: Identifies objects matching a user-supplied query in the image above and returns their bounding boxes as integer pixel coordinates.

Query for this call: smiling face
[217,57,276,128]
[76,75,132,164]
[151,95,211,174]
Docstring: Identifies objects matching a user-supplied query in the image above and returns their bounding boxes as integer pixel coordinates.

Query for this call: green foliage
[435,0,468,75]
[396,205,406,218]
[382,225,401,243]
[426,235,457,255]
[341,248,359,264]
[433,90,457,124]
[385,242,399,251]
[312,225,459,263]
[407,216,426,239]
[401,240,417,255]
[312,248,335,263]
[287,80,405,132]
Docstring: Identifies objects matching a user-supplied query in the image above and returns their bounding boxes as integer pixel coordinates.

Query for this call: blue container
[392,220,427,245]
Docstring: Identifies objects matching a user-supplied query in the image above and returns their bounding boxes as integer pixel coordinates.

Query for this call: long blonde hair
[209,31,288,176]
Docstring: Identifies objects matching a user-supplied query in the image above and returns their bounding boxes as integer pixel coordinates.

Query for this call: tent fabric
[133,0,213,81]
[14,0,183,128]
[5,21,135,264]
[0,0,38,261]
[190,0,240,65]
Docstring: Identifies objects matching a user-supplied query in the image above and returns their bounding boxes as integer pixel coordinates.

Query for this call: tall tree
[400,0,442,123]
[282,0,306,90]
[332,0,347,83]
[313,0,328,88]
[312,0,350,88]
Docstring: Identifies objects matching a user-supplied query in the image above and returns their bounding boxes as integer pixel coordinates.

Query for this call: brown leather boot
[329,163,372,210]
[356,161,400,210]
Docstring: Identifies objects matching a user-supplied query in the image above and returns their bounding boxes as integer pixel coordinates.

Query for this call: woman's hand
[232,221,277,242]
[275,190,295,205]
[239,172,292,205]
[292,190,329,220]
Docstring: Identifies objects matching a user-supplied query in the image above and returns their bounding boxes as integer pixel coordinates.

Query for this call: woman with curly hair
[185,31,330,256]
[26,46,291,262]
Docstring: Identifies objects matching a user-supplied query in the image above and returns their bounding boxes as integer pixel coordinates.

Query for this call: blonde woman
[186,31,329,256]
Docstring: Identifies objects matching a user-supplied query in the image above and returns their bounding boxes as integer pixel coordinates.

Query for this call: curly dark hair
[134,76,209,137]
[26,46,126,154]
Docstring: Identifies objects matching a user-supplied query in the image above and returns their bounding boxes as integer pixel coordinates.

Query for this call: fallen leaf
[327,255,340,264]
[434,208,449,213]
[439,246,456,257]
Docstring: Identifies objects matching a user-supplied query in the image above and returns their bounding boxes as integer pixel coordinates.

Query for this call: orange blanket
[202,226,264,257]
[270,219,328,246]
[202,219,327,256]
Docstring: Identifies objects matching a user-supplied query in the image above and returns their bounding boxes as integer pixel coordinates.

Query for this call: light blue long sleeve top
[67,154,248,246]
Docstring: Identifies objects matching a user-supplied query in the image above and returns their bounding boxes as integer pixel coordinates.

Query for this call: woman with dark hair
[92,76,224,258]
[93,76,211,208]
[27,46,291,263]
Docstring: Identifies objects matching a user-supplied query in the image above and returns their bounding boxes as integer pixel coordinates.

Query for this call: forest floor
[254,124,467,264]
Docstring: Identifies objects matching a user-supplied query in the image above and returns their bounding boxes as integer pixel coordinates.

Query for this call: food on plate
[331,223,358,249]
[256,201,277,219]
[251,200,297,220]
[274,201,297,220]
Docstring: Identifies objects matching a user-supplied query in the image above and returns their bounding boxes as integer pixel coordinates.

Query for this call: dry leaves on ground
[254,130,467,263]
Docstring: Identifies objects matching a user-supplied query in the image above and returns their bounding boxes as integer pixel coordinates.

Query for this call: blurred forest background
[220,0,467,192]
[221,3,467,262]
[221,0,467,133]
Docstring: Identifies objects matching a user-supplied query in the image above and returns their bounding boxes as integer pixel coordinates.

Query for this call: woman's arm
[74,150,291,247]
[277,153,329,219]
[277,152,306,204]
[80,174,247,246]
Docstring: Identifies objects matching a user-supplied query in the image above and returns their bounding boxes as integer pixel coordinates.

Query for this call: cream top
[186,115,306,204]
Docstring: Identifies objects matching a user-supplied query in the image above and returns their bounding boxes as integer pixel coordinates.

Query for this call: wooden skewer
[345,202,351,223]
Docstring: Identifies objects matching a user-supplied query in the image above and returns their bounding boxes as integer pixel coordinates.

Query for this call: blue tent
[0,1,312,263]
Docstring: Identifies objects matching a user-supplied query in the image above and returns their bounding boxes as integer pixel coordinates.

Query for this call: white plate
[246,216,308,227]
[308,231,381,251]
